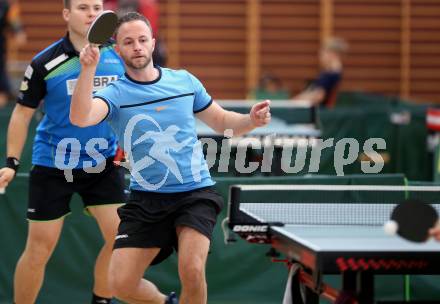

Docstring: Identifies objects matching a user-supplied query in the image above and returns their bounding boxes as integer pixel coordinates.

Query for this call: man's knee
[101,238,115,253]
[110,273,129,298]
[92,206,120,244]
[179,261,205,286]
[100,219,118,241]
[109,260,137,298]
[22,242,55,267]
[111,274,141,300]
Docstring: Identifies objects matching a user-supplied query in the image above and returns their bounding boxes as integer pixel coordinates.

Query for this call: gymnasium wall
[11,0,440,102]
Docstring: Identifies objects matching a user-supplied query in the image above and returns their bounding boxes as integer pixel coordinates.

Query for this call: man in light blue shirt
[71,12,271,304]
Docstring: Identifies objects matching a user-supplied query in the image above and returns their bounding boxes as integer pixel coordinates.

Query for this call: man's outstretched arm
[70,45,109,127]
[196,100,271,137]
[293,88,325,105]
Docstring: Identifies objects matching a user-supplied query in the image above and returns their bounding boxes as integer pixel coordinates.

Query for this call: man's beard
[124,55,151,70]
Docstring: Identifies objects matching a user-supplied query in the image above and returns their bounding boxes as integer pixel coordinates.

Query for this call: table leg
[342,271,374,304]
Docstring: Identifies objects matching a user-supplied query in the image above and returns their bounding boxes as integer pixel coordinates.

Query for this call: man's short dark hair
[63,0,104,9]
[115,12,153,38]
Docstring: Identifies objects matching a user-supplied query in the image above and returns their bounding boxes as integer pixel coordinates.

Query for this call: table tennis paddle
[384,199,438,242]
[87,10,118,46]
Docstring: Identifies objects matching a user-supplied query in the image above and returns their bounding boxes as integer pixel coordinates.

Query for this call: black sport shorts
[28,158,126,221]
[113,186,224,265]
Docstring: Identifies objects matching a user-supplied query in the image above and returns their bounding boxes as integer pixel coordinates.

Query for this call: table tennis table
[196,103,321,176]
[196,117,320,146]
[225,184,440,303]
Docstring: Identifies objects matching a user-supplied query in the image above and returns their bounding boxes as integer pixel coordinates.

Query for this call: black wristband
[6,157,20,172]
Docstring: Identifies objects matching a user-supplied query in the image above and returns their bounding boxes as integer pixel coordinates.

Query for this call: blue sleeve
[187,72,213,113]
[93,82,120,122]
[312,72,342,93]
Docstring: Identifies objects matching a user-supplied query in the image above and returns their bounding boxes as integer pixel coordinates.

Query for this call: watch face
[6,157,20,170]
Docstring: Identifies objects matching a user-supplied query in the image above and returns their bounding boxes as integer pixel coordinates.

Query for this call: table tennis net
[229,184,440,226]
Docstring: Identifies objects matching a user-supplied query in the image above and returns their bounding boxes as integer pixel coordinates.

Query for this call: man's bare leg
[14,219,64,304]
[176,226,210,304]
[110,247,167,304]
[89,205,121,298]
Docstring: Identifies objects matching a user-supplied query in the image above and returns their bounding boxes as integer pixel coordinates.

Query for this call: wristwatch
[6,157,20,173]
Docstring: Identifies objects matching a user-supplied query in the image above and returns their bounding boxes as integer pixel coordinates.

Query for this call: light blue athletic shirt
[94,67,215,192]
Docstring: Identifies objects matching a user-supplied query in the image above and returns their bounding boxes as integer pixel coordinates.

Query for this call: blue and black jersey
[17,33,125,169]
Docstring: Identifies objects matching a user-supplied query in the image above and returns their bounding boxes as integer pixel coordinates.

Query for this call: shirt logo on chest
[66,75,118,95]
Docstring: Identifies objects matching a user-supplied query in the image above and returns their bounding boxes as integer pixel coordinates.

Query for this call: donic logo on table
[232,225,268,233]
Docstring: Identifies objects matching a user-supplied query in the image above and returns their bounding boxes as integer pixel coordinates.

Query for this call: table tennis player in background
[248,72,290,101]
[0,1,125,303]
[293,37,348,108]
[70,11,271,304]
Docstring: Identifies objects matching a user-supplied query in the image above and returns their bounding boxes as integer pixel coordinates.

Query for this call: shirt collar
[61,32,79,55]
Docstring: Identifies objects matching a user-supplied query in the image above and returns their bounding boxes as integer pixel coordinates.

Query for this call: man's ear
[152,38,156,53]
[62,8,69,23]
[114,43,120,55]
